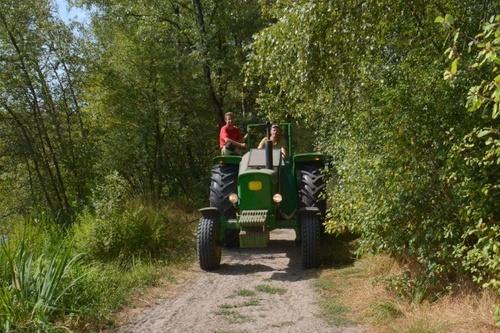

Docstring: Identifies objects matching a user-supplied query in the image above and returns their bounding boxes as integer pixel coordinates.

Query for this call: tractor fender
[299,207,320,216]
[199,207,221,220]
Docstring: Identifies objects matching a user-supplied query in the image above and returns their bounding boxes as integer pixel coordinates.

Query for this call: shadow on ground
[214,229,358,282]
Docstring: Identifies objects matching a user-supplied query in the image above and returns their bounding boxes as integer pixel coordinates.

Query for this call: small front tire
[197,217,222,271]
[301,213,321,268]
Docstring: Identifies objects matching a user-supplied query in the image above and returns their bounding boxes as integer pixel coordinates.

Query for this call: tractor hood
[238,169,277,211]
[237,149,283,211]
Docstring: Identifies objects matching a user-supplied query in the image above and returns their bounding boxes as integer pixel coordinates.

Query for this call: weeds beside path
[317,255,500,333]
[0,202,198,332]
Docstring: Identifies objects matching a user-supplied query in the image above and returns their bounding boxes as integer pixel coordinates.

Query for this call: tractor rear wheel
[209,164,238,219]
[301,213,321,268]
[197,217,221,271]
[297,163,326,217]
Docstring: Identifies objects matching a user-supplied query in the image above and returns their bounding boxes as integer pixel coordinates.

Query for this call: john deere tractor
[197,123,326,270]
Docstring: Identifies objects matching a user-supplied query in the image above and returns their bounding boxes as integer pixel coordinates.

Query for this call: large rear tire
[301,213,321,268]
[209,164,238,219]
[197,217,221,271]
[297,163,326,217]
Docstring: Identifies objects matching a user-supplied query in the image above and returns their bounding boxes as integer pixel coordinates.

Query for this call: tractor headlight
[229,193,239,204]
[273,193,283,204]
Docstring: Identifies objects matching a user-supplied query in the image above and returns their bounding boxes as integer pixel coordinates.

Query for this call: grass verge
[317,253,499,332]
[0,201,197,332]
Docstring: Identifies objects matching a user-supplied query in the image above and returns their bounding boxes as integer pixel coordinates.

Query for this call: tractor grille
[239,210,268,226]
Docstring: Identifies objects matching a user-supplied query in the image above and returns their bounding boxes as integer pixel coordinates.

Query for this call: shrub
[72,200,196,262]
[0,201,196,331]
[91,171,131,219]
[247,1,498,299]
[61,260,160,327]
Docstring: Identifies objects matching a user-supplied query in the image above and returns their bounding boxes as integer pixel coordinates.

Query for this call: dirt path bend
[120,229,366,333]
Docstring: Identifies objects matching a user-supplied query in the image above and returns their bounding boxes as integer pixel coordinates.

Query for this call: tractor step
[239,228,269,248]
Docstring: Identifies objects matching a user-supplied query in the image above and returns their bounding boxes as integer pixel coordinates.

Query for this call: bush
[440,15,500,295]
[0,201,196,331]
[72,200,196,262]
[91,171,131,219]
[247,1,499,299]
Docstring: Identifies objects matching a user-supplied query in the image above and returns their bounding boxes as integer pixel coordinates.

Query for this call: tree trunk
[0,12,68,214]
[191,0,224,123]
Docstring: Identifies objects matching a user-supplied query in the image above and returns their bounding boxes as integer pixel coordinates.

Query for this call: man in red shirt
[219,112,246,155]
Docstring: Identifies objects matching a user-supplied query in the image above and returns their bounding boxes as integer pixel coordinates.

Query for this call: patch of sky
[53,0,91,25]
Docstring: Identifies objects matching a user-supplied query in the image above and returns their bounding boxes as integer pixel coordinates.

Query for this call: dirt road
[119,229,367,333]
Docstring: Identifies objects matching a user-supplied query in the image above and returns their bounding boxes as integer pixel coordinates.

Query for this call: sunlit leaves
[248,0,499,296]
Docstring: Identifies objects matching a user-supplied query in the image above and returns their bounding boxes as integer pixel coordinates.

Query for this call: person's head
[224,112,235,126]
[270,124,281,138]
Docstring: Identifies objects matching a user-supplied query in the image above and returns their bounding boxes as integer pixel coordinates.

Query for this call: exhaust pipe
[265,122,273,169]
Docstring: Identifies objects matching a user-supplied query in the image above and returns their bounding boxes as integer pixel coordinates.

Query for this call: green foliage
[72,201,195,261]
[0,237,82,332]
[383,271,442,303]
[91,171,131,218]
[78,0,263,203]
[0,204,195,331]
[62,259,161,327]
[438,15,500,294]
[0,0,95,218]
[246,0,499,297]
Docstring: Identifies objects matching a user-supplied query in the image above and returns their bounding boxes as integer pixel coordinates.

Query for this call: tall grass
[71,200,196,262]
[0,200,197,331]
[0,239,83,332]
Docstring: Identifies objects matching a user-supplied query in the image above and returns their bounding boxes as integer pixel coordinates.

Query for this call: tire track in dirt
[119,229,367,333]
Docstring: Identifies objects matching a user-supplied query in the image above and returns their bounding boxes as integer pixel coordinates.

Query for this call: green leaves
[248,0,499,300]
[450,58,459,75]
[0,239,83,332]
[434,14,454,27]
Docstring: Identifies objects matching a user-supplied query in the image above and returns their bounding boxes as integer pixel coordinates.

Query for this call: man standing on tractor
[219,112,247,155]
[258,124,287,156]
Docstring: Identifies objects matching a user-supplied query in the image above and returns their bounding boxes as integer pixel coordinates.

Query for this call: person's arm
[220,127,244,148]
[219,126,228,148]
[225,127,246,149]
[279,138,287,156]
[257,137,266,149]
[225,137,246,149]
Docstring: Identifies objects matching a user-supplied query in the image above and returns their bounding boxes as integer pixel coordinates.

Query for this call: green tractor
[197,122,326,270]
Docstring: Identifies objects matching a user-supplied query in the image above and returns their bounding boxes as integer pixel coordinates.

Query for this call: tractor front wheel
[197,217,221,271]
[301,213,321,268]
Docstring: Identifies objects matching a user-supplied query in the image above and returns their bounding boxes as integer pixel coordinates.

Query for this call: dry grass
[317,254,500,333]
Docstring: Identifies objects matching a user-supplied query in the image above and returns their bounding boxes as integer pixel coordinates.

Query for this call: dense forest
[0,0,498,331]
